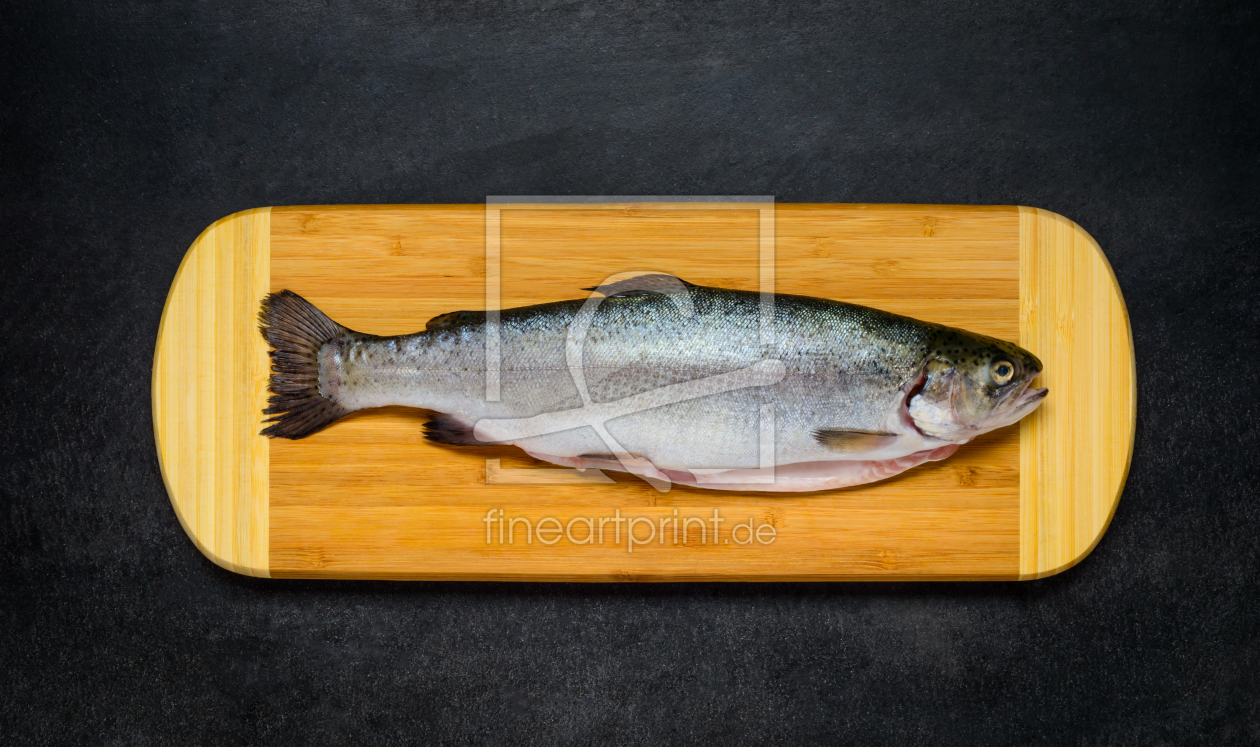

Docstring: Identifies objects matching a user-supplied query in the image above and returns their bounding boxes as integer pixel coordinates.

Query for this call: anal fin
[424,412,501,446]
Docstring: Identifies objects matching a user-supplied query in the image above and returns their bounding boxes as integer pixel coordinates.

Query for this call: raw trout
[259,275,1046,492]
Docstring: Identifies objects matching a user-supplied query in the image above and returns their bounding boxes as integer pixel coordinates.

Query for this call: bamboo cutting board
[152,203,1134,581]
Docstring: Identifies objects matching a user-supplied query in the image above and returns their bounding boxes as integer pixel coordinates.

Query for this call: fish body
[260,277,1046,492]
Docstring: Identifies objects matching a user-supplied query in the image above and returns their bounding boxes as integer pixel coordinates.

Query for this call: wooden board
[152,203,1134,580]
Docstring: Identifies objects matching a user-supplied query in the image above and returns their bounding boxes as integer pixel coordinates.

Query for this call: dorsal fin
[425,309,486,331]
[582,274,696,298]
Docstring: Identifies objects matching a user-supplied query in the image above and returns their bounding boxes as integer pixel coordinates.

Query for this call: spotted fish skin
[259,279,1046,492]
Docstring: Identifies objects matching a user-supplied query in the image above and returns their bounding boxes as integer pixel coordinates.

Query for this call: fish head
[907,328,1048,442]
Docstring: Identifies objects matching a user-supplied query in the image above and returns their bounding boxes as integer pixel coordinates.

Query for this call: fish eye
[990,360,1015,385]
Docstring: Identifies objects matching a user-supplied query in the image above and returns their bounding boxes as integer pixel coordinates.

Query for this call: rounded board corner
[1017,206,1135,580]
[152,208,272,578]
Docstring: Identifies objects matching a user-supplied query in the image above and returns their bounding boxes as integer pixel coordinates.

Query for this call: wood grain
[1018,207,1135,579]
[267,203,1021,580]
[152,203,1134,581]
[152,208,271,576]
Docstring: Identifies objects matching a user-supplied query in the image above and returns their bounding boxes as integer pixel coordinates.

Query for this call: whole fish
[259,275,1046,492]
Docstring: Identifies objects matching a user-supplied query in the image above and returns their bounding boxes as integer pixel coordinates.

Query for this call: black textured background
[3,1,1258,744]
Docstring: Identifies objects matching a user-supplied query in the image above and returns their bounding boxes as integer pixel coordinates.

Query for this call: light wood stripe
[1018,207,1135,579]
[153,208,271,576]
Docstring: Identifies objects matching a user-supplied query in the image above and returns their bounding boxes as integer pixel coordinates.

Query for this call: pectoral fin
[812,429,899,454]
[577,452,648,461]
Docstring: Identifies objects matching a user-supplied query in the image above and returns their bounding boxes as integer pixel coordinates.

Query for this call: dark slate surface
[2,1,1258,744]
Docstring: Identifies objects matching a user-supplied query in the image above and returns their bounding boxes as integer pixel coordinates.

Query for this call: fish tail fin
[257,290,352,439]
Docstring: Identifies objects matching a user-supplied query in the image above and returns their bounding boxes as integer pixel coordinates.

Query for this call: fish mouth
[995,382,1048,426]
[963,383,1047,435]
[995,370,1046,411]
[1012,383,1049,411]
